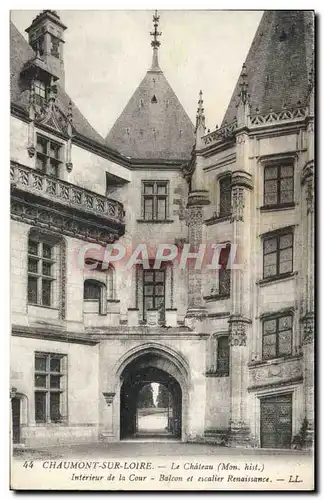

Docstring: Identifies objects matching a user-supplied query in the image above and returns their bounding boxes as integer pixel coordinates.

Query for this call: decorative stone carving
[10,387,18,399]
[27,146,36,158]
[236,134,246,145]
[102,392,115,406]
[250,106,307,126]
[302,313,314,345]
[66,162,73,173]
[231,186,244,222]
[10,162,125,224]
[228,319,247,346]
[60,240,67,319]
[11,197,120,245]
[202,119,237,147]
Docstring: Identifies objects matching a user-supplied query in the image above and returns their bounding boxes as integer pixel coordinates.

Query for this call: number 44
[23,461,34,469]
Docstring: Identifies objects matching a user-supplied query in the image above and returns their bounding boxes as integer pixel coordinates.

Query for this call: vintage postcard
[9,9,315,491]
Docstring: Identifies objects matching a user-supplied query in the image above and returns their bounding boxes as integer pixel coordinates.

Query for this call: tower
[25,10,67,87]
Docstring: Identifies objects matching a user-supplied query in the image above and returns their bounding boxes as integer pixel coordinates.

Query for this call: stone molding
[102,392,115,407]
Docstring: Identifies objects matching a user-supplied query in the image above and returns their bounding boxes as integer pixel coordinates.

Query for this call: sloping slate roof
[105,68,195,161]
[221,10,314,126]
[10,21,106,146]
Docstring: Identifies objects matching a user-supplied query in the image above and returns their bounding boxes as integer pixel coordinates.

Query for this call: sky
[10,10,263,138]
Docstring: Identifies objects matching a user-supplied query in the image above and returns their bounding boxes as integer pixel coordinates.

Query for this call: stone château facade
[10,10,314,449]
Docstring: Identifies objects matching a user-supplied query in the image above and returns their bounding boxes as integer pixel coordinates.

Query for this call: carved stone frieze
[11,196,120,245]
[302,312,314,345]
[231,186,245,222]
[102,392,115,406]
[228,318,248,346]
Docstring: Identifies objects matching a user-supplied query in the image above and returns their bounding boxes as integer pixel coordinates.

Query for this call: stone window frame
[205,242,231,300]
[218,172,232,218]
[34,79,47,107]
[206,332,230,377]
[27,231,63,310]
[35,133,64,178]
[261,311,294,361]
[83,278,107,315]
[141,180,169,221]
[259,153,297,212]
[34,351,68,425]
[142,267,166,322]
[261,226,294,282]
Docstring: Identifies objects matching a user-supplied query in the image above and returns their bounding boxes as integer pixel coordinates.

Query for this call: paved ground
[13,440,312,461]
[137,411,168,433]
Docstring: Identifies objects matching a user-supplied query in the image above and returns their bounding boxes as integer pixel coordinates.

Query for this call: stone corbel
[27,146,36,158]
[103,392,115,406]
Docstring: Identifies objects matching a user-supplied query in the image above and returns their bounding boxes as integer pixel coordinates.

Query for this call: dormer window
[34,80,46,107]
[36,134,62,177]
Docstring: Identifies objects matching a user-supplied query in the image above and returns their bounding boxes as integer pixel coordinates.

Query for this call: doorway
[12,397,21,444]
[260,393,292,448]
[120,356,182,440]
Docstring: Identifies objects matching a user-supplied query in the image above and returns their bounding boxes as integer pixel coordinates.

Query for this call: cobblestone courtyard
[13,440,312,462]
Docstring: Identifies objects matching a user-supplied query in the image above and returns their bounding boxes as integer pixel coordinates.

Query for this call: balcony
[10,161,125,243]
[10,162,124,223]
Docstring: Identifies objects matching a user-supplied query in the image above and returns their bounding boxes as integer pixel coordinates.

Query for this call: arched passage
[118,349,188,440]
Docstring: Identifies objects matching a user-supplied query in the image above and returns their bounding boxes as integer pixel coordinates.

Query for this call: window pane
[42,244,52,259]
[35,374,47,387]
[144,285,154,296]
[50,393,61,422]
[264,252,277,267]
[219,176,232,216]
[50,375,61,389]
[144,297,153,311]
[50,142,60,159]
[264,237,277,254]
[48,160,59,177]
[36,136,47,154]
[28,276,38,303]
[280,165,293,178]
[217,336,229,373]
[155,296,164,309]
[264,264,277,278]
[144,271,153,282]
[157,184,167,195]
[28,240,38,255]
[264,166,278,180]
[28,258,38,273]
[280,234,293,249]
[42,262,52,276]
[154,271,165,282]
[280,188,293,203]
[155,285,164,295]
[157,197,166,220]
[279,330,292,355]
[264,191,278,206]
[144,184,153,194]
[42,280,52,306]
[219,268,231,296]
[84,281,101,300]
[144,197,153,219]
[278,316,292,330]
[35,392,46,423]
[35,356,47,372]
[264,319,277,334]
[50,357,61,373]
[264,180,278,206]
[263,334,276,359]
[36,154,46,171]
[279,248,292,274]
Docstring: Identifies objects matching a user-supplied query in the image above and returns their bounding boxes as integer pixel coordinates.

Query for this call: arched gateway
[115,344,190,441]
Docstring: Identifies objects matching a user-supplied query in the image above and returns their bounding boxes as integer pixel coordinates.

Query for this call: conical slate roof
[10,21,106,146]
[105,66,195,161]
[221,10,314,126]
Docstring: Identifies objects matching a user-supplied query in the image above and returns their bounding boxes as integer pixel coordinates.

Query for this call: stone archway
[113,344,190,442]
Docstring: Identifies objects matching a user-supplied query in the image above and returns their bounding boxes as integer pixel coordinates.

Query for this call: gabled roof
[221,10,314,126]
[10,21,106,146]
[105,66,195,161]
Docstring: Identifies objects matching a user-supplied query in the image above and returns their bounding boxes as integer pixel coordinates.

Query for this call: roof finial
[238,63,249,105]
[196,90,206,131]
[150,10,162,71]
